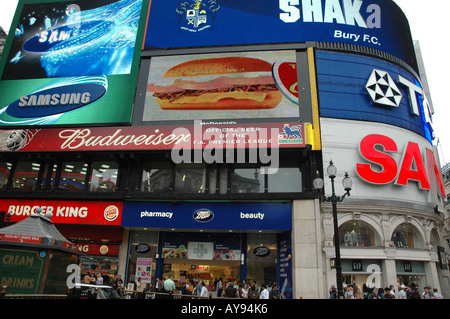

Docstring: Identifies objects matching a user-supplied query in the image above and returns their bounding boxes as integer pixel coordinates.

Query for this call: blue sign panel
[316,50,433,143]
[144,0,417,71]
[122,201,292,230]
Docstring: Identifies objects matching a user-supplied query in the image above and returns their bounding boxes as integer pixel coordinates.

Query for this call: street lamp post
[313,160,352,299]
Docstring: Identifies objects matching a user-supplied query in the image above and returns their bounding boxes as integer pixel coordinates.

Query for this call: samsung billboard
[0,0,150,126]
[144,0,417,72]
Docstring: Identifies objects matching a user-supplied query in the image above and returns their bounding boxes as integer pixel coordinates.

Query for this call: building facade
[0,0,448,298]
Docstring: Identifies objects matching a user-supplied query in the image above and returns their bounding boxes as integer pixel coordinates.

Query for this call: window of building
[11,161,41,191]
[141,162,172,192]
[127,231,159,284]
[58,161,88,191]
[246,233,277,286]
[339,221,380,247]
[89,161,118,192]
[391,224,424,249]
[208,166,228,194]
[268,167,302,192]
[174,164,206,193]
[231,168,264,193]
[0,162,11,190]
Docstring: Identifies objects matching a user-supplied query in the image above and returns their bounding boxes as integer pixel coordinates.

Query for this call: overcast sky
[1,0,449,165]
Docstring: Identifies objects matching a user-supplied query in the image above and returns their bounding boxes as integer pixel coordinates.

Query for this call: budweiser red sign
[0,121,305,152]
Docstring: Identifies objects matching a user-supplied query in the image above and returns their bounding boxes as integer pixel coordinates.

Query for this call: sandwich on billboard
[0,0,150,126]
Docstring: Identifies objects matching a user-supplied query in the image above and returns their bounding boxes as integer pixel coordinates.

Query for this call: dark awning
[0,213,82,254]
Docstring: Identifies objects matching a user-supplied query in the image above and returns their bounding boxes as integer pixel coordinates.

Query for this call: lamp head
[342,171,352,193]
[327,160,337,179]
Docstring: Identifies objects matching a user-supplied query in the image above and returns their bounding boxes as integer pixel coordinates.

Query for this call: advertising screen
[315,50,434,143]
[0,0,149,126]
[143,51,300,122]
[144,0,417,72]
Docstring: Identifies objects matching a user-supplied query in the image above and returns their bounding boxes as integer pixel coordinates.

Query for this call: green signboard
[0,0,149,126]
[0,248,46,294]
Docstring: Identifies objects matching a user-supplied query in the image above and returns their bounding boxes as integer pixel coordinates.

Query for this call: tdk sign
[193,209,214,223]
[6,76,108,118]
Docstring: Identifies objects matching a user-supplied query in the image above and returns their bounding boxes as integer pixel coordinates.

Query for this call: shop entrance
[162,258,240,294]
[160,231,242,294]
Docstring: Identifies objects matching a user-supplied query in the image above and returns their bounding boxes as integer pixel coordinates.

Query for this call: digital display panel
[143,51,300,122]
[144,0,417,72]
[316,50,433,143]
[0,0,149,126]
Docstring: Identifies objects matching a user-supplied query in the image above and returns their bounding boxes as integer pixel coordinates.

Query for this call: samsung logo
[18,92,91,107]
[6,76,108,118]
[193,209,214,223]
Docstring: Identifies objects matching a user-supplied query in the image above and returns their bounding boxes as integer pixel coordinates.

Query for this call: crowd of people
[329,284,445,299]
[113,275,282,299]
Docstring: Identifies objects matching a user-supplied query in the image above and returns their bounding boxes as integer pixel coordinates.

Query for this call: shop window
[0,162,11,190]
[209,167,228,194]
[89,161,118,192]
[141,162,172,192]
[246,233,277,286]
[127,231,159,285]
[58,161,88,191]
[175,164,206,193]
[391,224,424,249]
[40,163,57,190]
[430,229,441,251]
[339,221,380,247]
[231,168,264,193]
[11,161,41,191]
[267,167,302,192]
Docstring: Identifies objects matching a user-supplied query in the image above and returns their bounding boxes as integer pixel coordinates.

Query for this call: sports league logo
[278,124,303,145]
[176,0,220,32]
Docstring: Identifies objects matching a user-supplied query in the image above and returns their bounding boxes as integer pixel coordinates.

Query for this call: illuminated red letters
[357,134,445,197]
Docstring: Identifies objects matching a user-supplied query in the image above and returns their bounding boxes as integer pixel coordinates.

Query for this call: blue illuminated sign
[144,0,417,71]
[122,201,292,230]
[316,50,433,143]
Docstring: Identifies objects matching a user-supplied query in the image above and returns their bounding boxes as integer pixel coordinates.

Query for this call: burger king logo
[100,245,109,255]
[104,205,119,222]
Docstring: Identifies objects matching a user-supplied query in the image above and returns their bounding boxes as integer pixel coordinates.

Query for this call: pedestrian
[90,273,96,285]
[409,287,421,299]
[432,288,443,299]
[200,281,209,298]
[84,272,91,284]
[329,285,337,299]
[248,281,260,299]
[216,277,223,297]
[224,281,238,298]
[398,284,407,299]
[377,287,384,299]
[383,287,393,299]
[367,287,378,299]
[260,283,269,299]
[344,285,354,299]
[164,274,176,297]
[195,279,202,297]
[113,274,123,292]
[239,283,249,299]
[389,284,396,299]
[269,283,280,299]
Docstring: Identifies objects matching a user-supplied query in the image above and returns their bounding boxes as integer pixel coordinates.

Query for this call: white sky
[1,0,449,165]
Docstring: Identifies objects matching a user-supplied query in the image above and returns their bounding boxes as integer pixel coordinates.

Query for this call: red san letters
[357,134,445,197]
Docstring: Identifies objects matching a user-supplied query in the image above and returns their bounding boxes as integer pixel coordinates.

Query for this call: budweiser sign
[0,121,306,152]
